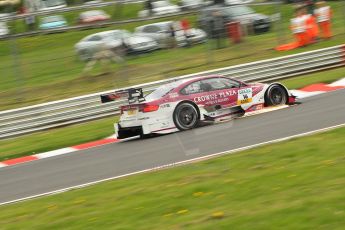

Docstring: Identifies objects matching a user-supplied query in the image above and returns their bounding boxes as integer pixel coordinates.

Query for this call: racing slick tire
[265,84,288,106]
[173,102,199,131]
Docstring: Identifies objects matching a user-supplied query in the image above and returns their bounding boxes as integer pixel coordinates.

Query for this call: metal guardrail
[0,44,344,139]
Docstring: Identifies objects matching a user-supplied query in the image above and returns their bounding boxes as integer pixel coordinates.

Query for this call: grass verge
[0,117,117,162]
[0,67,344,162]
[1,126,344,229]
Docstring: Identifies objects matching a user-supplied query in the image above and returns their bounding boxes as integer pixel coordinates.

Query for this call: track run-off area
[0,85,344,205]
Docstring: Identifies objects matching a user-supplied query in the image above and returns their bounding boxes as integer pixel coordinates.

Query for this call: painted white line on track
[243,105,290,118]
[1,122,345,207]
[329,78,345,87]
[290,90,324,98]
[35,148,76,159]
[0,163,7,168]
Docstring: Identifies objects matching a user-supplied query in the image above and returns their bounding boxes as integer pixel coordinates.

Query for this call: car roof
[81,10,106,16]
[201,4,252,12]
[137,21,174,29]
[42,15,64,20]
[173,75,235,87]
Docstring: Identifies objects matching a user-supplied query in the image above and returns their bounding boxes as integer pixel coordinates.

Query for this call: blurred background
[0,0,344,111]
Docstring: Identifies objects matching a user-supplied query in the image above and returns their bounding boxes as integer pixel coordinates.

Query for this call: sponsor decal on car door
[237,88,253,105]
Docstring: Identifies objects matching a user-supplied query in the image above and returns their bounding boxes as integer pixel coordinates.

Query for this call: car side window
[143,25,160,33]
[180,81,202,95]
[201,78,240,90]
[218,78,241,89]
[87,35,102,41]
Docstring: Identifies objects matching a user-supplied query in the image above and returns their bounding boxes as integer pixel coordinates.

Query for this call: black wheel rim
[178,106,196,128]
[271,88,284,105]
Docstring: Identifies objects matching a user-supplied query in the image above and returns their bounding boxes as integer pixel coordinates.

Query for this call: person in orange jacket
[276,7,308,51]
[291,7,309,47]
[303,7,319,43]
[314,1,332,39]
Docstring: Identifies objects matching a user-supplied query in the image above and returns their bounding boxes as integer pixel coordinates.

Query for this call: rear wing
[100,88,145,104]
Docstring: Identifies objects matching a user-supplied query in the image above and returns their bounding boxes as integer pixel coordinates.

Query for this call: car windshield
[145,82,179,100]
[83,11,103,17]
[112,31,131,39]
[183,0,202,4]
[42,16,63,23]
[224,6,254,16]
[152,1,171,8]
[101,31,130,41]
[44,0,66,7]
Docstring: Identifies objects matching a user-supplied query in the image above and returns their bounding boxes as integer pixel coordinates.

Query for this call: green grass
[0,2,344,110]
[0,66,344,162]
[0,117,117,162]
[1,126,344,229]
[280,67,345,89]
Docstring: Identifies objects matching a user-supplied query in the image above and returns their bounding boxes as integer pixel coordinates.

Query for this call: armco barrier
[0,44,344,139]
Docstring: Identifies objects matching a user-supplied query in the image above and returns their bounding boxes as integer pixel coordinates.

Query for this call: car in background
[78,10,110,24]
[39,0,67,11]
[39,15,67,30]
[179,0,212,10]
[0,14,10,36]
[198,5,271,36]
[225,0,254,5]
[75,29,159,61]
[0,22,9,36]
[138,0,181,17]
[134,21,207,48]
[100,76,295,139]
[83,0,103,5]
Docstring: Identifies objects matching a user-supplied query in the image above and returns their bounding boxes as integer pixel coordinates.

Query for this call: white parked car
[39,0,67,11]
[75,30,159,61]
[0,14,10,36]
[134,21,207,48]
[225,0,254,5]
[0,22,9,36]
[138,0,181,17]
[180,0,212,10]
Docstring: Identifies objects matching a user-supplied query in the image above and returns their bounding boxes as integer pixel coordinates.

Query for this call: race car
[101,76,296,139]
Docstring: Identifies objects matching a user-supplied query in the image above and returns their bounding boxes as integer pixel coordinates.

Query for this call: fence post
[9,5,24,103]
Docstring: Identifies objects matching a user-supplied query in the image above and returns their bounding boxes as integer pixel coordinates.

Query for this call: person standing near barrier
[303,7,319,43]
[210,11,225,49]
[146,0,153,16]
[168,23,177,48]
[314,1,332,39]
[180,19,191,47]
[290,7,308,47]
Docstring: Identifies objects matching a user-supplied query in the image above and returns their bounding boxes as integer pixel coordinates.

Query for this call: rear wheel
[173,103,199,131]
[79,49,91,61]
[265,85,288,106]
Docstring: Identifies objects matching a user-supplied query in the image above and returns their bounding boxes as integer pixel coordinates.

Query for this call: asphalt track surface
[1,89,345,204]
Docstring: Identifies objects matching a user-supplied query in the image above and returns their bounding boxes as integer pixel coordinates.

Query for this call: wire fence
[0,0,344,111]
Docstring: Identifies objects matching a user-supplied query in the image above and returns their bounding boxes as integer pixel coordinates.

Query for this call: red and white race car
[101,75,296,139]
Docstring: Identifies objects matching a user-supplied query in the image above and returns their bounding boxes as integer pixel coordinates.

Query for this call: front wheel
[265,85,288,106]
[173,103,199,131]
